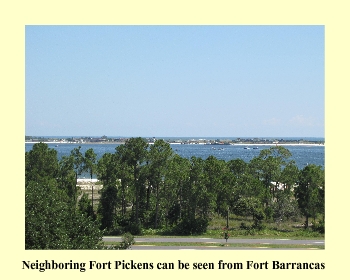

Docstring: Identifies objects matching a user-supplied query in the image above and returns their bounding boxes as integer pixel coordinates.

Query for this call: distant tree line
[25,138,325,249]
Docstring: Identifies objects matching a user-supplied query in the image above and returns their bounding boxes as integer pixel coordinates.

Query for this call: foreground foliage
[25,143,103,249]
[25,140,325,249]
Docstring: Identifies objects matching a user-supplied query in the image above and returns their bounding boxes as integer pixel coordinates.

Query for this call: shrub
[252,208,266,230]
[240,222,250,230]
[124,222,142,235]
[118,233,135,249]
[312,220,325,234]
[173,217,209,235]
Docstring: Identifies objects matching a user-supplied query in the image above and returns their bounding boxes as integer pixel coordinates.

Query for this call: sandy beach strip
[233,143,324,146]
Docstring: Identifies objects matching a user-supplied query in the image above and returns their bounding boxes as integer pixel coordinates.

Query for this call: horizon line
[25,135,325,139]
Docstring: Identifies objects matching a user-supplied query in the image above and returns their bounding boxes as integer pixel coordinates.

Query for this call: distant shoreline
[25,141,124,144]
[232,143,324,146]
[25,141,324,146]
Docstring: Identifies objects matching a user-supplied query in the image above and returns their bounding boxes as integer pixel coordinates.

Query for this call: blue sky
[25,25,324,138]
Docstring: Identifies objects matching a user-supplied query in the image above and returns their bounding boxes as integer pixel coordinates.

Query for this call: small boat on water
[253,147,259,149]
[244,146,250,149]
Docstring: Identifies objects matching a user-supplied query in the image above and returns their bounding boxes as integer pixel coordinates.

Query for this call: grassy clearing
[139,214,324,240]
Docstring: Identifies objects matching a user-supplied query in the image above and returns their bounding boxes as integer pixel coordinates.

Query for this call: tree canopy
[25,141,325,247]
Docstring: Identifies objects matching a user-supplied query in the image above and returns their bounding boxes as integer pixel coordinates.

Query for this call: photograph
[25,25,325,251]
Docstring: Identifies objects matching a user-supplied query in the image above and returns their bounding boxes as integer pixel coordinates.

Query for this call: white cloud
[289,115,316,126]
[263,118,281,126]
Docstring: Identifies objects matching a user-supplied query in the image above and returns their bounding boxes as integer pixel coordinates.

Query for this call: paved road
[103,237,324,250]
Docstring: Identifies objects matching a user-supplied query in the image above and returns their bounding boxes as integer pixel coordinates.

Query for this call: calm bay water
[25,142,325,176]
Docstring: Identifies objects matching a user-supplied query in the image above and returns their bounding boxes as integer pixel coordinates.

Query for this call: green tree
[174,156,210,234]
[25,142,59,187]
[97,153,118,187]
[249,146,293,206]
[84,148,97,180]
[204,156,230,216]
[271,190,300,225]
[163,154,191,226]
[115,154,133,218]
[116,137,149,224]
[71,146,84,179]
[98,183,119,231]
[84,148,97,212]
[280,161,299,192]
[97,152,126,231]
[26,181,70,249]
[147,139,174,228]
[295,164,325,228]
[25,181,103,249]
[227,158,248,179]
[70,146,85,201]
[25,143,103,249]
[232,197,265,229]
[58,155,77,203]
[98,150,133,220]
[269,161,300,224]
[228,159,264,208]
[187,157,205,220]
[78,193,94,218]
